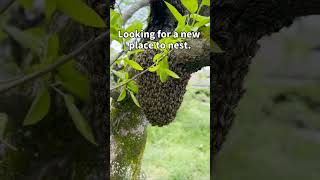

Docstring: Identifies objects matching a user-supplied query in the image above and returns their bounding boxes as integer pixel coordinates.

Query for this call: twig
[0,138,17,151]
[110,51,171,91]
[122,0,149,24]
[110,64,154,91]
[0,75,23,84]
[0,31,108,93]
[0,0,15,16]
[51,85,65,96]
[111,50,125,66]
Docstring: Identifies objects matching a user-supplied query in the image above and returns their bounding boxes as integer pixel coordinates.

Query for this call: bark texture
[0,1,108,179]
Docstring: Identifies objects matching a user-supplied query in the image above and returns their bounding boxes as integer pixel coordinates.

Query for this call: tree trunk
[110,101,147,180]
[0,1,108,179]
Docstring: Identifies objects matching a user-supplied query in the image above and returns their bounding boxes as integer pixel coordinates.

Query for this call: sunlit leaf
[56,0,106,28]
[127,49,144,56]
[165,69,180,79]
[153,53,164,62]
[117,87,127,101]
[191,14,210,23]
[129,91,141,107]
[202,0,210,6]
[110,9,123,28]
[181,0,198,13]
[128,81,139,93]
[24,87,51,126]
[112,70,126,80]
[64,94,97,145]
[126,59,143,71]
[159,69,168,83]
[164,1,184,23]
[148,64,160,72]
[126,21,143,32]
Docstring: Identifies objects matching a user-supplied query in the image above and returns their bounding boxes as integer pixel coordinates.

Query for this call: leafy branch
[0,31,108,93]
[110,62,156,92]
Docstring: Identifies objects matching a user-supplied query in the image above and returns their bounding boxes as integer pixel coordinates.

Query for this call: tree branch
[291,0,320,17]
[0,0,15,16]
[110,63,155,91]
[122,0,149,24]
[0,31,108,93]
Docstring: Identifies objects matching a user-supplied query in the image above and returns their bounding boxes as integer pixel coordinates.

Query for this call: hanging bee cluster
[135,50,192,126]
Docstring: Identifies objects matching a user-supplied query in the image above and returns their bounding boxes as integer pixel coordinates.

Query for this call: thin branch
[111,50,125,66]
[0,0,15,16]
[0,138,17,151]
[0,31,108,93]
[122,0,149,24]
[110,63,155,91]
[0,75,23,84]
[111,51,172,92]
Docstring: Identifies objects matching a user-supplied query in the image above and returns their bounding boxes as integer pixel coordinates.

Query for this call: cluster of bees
[135,50,192,126]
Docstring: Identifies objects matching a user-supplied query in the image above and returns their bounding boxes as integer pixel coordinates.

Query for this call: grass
[141,86,210,180]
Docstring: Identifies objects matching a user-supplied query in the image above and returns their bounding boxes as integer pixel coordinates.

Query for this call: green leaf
[24,87,51,126]
[159,69,168,83]
[64,94,97,145]
[159,57,169,82]
[148,64,160,72]
[128,81,139,93]
[129,91,141,108]
[4,25,43,55]
[57,60,90,102]
[181,0,198,13]
[165,69,180,79]
[126,59,143,71]
[0,113,8,138]
[153,53,164,62]
[56,0,106,28]
[117,87,127,101]
[126,21,143,32]
[211,39,224,53]
[110,26,122,42]
[47,34,59,58]
[164,1,184,23]
[191,14,210,23]
[110,9,123,28]
[18,0,34,9]
[127,49,144,56]
[201,0,210,6]
[45,0,57,18]
[112,70,126,80]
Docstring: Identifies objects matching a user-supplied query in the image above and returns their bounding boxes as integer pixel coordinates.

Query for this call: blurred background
[216,16,320,179]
